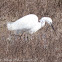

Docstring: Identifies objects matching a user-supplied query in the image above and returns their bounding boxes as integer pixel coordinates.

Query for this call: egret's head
[41,17,52,25]
[40,17,55,31]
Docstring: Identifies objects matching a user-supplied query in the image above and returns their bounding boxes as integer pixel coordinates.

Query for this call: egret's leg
[19,33,24,39]
[24,33,28,41]
[13,30,23,39]
[7,31,13,41]
[23,33,30,42]
[27,34,29,41]
[14,30,20,35]
[26,34,33,41]
[14,32,24,40]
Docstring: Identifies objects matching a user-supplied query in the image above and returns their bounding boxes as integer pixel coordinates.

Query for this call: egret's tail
[7,22,13,30]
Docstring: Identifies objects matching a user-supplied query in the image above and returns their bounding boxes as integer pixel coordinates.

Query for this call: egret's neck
[39,18,46,28]
[40,17,52,26]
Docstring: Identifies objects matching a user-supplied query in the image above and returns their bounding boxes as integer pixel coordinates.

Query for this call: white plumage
[7,14,54,34]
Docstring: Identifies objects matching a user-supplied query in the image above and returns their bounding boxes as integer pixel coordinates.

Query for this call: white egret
[7,14,54,34]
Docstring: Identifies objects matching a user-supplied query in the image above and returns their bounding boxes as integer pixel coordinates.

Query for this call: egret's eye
[49,22,52,25]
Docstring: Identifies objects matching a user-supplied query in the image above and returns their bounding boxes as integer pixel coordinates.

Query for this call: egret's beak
[51,24,57,36]
[50,24,55,31]
[45,24,57,35]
